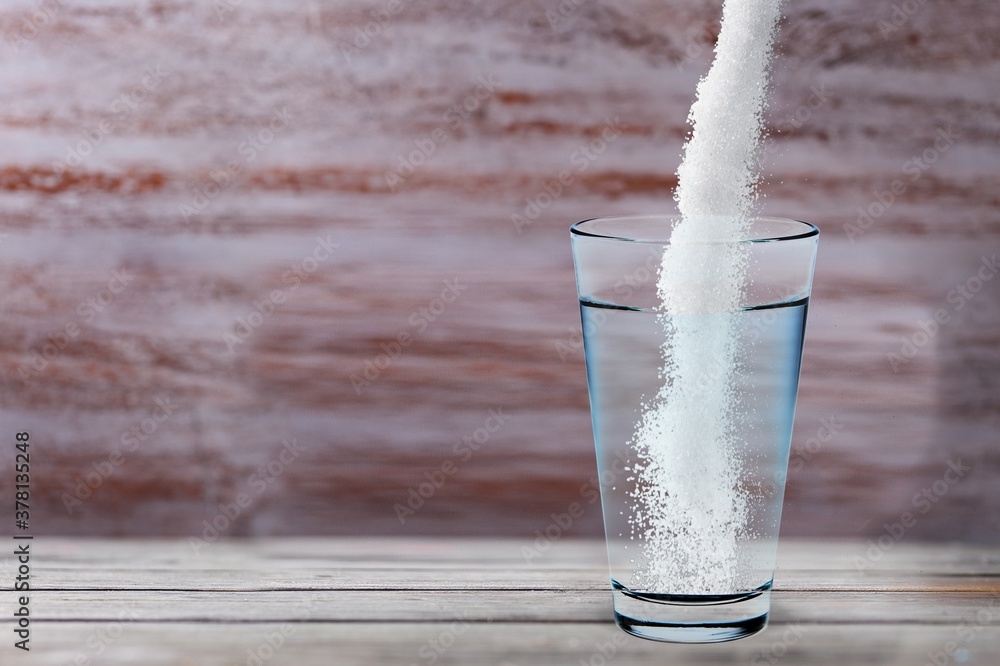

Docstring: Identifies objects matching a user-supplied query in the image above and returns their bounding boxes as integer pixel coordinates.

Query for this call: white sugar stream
[628,0,784,593]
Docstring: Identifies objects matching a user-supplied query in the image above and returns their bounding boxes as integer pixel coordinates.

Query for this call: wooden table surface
[3,538,999,665]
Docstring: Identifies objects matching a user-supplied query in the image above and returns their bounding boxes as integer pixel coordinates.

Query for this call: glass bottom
[611,580,771,643]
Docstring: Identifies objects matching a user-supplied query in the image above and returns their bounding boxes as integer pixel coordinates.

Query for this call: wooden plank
[8,538,997,593]
[2,623,999,666]
[1,537,998,665]
[16,566,1000,593]
[18,538,1000,572]
[14,589,1000,625]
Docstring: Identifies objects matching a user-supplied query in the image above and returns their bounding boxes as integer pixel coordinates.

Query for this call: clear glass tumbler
[570,216,819,643]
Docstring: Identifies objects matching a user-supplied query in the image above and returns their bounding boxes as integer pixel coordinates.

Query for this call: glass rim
[570,215,820,245]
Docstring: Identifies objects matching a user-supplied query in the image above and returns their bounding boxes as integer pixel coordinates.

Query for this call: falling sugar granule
[627,0,785,594]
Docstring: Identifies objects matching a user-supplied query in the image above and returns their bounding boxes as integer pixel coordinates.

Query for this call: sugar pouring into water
[627,0,785,594]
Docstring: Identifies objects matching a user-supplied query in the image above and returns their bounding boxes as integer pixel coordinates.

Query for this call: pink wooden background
[0,0,997,541]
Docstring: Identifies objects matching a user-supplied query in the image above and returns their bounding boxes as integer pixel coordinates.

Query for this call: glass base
[611,580,771,643]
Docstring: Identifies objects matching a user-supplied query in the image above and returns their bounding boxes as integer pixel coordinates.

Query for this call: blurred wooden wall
[0,0,997,541]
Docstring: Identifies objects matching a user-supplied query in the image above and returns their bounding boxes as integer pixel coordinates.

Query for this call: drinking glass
[570,215,819,643]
